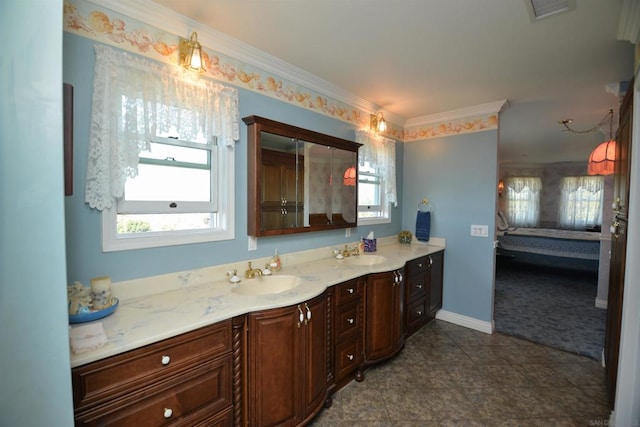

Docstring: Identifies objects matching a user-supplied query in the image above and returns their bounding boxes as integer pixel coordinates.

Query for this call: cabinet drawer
[334,301,362,342]
[406,275,427,300]
[75,356,232,427]
[406,296,428,330]
[334,278,363,306]
[406,256,429,277]
[73,320,232,410]
[334,338,363,382]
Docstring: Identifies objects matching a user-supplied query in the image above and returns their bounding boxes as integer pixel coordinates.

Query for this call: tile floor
[310,320,610,426]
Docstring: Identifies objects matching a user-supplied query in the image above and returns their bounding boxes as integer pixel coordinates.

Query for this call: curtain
[505,177,541,227]
[355,130,397,207]
[86,45,240,211]
[558,176,603,229]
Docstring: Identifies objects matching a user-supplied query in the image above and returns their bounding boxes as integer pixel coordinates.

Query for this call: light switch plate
[248,236,257,251]
[470,224,489,237]
[345,228,351,237]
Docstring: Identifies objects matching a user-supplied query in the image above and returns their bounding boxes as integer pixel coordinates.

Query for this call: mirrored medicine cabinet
[243,116,362,237]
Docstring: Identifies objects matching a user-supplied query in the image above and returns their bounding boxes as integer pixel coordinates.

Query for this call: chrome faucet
[245,262,264,279]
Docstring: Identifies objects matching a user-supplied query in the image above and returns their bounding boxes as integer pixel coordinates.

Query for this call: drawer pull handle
[347,288,354,294]
[416,283,423,289]
[347,354,354,361]
[347,318,354,324]
[163,408,173,419]
[161,355,171,365]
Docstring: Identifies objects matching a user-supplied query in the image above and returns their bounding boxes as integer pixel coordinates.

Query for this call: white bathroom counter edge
[70,237,445,368]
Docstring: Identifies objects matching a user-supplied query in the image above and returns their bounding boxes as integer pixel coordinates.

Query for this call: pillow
[497,210,509,231]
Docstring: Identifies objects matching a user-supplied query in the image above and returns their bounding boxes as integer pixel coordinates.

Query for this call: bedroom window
[505,177,541,227]
[558,176,603,230]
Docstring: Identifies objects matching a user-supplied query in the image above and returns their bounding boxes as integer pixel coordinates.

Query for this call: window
[358,161,387,220]
[505,177,542,227]
[558,176,603,230]
[355,130,397,224]
[87,46,239,251]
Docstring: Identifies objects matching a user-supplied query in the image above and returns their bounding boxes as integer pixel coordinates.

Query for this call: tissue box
[363,238,377,252]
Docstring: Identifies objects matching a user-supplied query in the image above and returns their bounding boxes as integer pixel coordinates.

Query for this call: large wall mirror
[243,116,361,237]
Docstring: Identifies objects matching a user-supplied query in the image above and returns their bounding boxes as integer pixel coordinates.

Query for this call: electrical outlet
[248,236,257,251]
[470,225,489,237]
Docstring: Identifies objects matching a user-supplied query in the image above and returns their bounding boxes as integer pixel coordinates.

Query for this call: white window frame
[357,161,391,225]
[102,136,234,252]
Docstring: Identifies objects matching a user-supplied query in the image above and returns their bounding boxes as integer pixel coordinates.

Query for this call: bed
[496,227,601,272]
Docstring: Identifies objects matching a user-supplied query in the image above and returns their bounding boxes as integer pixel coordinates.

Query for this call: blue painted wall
[1,2,75,425]
[402,131,498,323]
[63,33,403,285]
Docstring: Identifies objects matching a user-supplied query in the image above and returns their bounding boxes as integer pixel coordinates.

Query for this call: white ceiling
[151,0,634,165]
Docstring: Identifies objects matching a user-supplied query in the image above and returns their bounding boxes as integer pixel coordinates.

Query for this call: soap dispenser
[270,249,281,271]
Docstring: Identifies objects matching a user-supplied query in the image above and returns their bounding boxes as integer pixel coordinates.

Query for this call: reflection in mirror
[260,132,303,231]
[243,116,361,237]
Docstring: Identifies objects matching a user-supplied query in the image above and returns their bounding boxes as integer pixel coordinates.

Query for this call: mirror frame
[243,115,362,237]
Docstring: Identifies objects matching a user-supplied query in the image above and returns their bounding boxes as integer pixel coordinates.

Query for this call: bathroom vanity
[70,239,444,426]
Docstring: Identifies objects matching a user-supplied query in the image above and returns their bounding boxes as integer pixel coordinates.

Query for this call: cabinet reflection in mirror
[243,116,361,237]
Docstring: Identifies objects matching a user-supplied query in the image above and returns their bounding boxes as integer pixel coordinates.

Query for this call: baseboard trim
[595,298,608,309]
[435,310,494,334]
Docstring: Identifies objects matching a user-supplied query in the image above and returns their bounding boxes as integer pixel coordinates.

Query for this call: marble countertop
[69,237,445,367]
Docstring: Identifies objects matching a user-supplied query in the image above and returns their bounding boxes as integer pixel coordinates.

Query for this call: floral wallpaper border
[64,0,499,142]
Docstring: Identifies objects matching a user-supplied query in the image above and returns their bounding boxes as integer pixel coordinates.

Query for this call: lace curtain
[558,176,603,229]
[355,130,397,206]
[86,45,240,211]
[505,176,541,227]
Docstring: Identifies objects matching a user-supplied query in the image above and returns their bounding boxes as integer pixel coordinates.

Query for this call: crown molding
[405,100,509,127]
[88,0,385,117]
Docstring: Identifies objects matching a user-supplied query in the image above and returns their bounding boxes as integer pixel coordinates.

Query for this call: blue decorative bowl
[69,298,119,324]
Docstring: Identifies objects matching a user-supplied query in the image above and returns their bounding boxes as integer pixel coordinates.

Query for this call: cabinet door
[301,295,328,419]
[247,305,301,427]
[365,270,404,363]
[428,252,444,319]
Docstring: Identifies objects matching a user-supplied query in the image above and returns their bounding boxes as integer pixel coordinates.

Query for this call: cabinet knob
[417,263,423,268]
[347,354,354,361]
[416,283,423,289]
[347,288,354,294]
[161,355,171,366]
[163,408,173,419]
[347,318,354,324]
[417,310,423,316]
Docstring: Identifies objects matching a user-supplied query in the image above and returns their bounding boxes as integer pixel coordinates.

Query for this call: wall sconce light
[179,32,206,72]
[370,112,387,133]
[343,166,357,186]
[498,179,504,197]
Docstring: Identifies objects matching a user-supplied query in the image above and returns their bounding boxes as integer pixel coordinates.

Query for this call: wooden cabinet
[364,269,404,364]
[404,251,444,338]
[331,277,365,388]
[72,320,234,426]
[246,293,328,427]
[261,149,304,230]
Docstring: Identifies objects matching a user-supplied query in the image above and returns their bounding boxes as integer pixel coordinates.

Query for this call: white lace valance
[355,129,397,207]
[86,45,240,211]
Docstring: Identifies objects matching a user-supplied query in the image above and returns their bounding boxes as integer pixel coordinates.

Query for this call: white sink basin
[232,275,300,296]
[343,255,388,266]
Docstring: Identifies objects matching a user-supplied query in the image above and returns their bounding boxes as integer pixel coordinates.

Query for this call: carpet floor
[494,257,606,360]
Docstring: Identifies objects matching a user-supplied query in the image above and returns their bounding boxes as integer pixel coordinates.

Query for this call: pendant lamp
[343,166,357,186]
[587,139,616,176]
